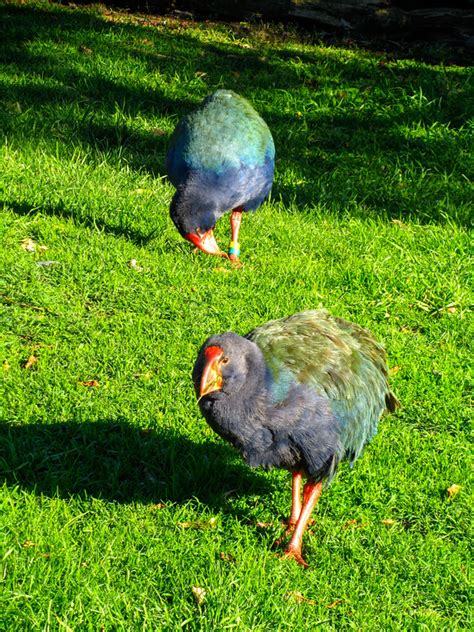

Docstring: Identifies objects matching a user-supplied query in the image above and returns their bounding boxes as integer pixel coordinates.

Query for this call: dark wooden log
[286,1,474,45]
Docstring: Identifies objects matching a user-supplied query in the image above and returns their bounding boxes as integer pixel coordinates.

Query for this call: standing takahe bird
[166,90,275,264]
[193,310,399,567]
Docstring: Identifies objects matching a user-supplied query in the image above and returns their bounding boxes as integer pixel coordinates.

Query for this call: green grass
[0,1,472,629]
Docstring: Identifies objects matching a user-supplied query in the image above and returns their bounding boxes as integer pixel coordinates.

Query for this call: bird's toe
[281,547,309,569]
[229,253,242,267]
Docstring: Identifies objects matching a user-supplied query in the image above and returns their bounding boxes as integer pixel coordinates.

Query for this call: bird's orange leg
[287,471,303,530]
[282,481,323,568]
[229,208,243,265]
[273,472,302,547]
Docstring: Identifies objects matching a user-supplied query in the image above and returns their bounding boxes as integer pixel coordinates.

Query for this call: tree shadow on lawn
[1,4,471,227]
[0,419,273,520]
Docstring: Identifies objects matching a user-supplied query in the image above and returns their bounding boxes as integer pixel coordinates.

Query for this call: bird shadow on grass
[0,419,273,520]
[0,199,164,248]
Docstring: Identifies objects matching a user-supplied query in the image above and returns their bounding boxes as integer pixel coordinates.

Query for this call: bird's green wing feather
[248,310,395,458]
[248,310,388,400]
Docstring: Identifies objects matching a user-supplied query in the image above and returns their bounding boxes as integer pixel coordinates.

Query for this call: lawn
[0,1,472,629]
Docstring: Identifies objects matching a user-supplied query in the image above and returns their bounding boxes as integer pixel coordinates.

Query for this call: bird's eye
[221,356,230,364]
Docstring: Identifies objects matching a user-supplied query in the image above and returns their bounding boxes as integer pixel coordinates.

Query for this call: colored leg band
[228,241,240,256]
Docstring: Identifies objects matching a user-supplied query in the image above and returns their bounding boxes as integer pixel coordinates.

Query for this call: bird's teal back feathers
[169,90,274,175]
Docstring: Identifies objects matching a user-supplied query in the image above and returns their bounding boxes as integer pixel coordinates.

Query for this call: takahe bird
[166,90,275,263]
[193,309,399,567]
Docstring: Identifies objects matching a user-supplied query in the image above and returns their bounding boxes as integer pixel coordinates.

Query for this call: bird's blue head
[170,188,226,257]
[193,333,266,403]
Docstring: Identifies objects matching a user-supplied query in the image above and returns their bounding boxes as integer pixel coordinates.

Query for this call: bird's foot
[229,253,242,267]
[272,520,296,549]
[281,545,309,569]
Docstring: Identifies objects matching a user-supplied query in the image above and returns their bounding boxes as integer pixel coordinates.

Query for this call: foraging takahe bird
[166,90,275,263]
[193,309,399,567]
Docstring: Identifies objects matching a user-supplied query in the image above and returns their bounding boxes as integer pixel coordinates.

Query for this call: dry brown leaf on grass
[23,355,38,370]
[192,586,206,606]
[447,484,462,498]
[381,518,397,526]
[80,380,100,387]
[21,238,48,253]
[343,519,368,529]
[219,552,237,564]
[285,591,317,606]
[21,238,36,252]
[326,599,344,609]
[128,259,143,272]
[149,503,166,511]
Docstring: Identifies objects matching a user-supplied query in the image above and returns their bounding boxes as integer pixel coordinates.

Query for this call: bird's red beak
[185,229,227,257]
[200,346,224,397]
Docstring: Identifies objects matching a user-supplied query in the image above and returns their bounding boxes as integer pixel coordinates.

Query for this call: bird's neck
[203,363,270,449]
